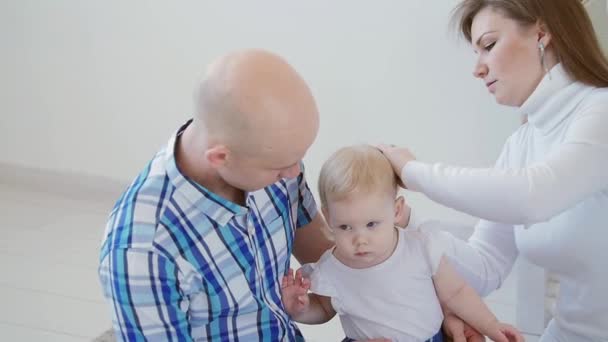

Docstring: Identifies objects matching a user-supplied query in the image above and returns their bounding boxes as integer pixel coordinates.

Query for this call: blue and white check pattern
[99,120,317,341]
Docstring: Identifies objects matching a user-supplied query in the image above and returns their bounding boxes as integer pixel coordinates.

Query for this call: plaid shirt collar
[165,119,248,226]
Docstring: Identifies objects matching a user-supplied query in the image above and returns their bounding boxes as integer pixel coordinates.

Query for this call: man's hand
[443,311,485,342]
[376,144,416,188]
[280,268,311,317]
[485,322,524,342]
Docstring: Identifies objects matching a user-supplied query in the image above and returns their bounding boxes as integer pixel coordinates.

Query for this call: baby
[281,145,522,342]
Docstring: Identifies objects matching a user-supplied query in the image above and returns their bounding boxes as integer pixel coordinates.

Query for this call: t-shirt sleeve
[304,252,337,298]
[419,229,456,275]
[413,219,516,296]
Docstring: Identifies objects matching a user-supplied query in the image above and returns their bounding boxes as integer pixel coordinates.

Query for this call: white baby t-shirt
[306,228,452,342]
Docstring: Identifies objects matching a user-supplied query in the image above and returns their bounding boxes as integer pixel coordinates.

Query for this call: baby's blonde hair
[318,145,398,209]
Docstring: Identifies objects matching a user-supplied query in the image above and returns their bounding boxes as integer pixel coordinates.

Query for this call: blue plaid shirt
[99,121,318,341]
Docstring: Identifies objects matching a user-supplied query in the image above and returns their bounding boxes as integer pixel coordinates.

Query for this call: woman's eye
[484,42,496,51]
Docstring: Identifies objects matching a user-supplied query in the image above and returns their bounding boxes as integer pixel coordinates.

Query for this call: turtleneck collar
[519,63,593,134]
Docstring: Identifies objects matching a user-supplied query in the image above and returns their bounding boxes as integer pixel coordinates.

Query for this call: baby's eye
[338,225,351,231]
[366,221,378,228]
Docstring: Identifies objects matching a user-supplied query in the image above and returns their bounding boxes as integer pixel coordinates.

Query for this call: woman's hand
[377,144,416,188]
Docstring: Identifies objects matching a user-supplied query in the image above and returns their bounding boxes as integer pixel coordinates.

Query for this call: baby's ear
[321,207,333,229]
[321,206,329,221]
[394,196,406,226]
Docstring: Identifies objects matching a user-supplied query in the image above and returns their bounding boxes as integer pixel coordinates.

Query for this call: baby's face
[325,191,400,269]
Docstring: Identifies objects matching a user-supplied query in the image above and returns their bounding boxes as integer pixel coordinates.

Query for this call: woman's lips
[486,80,497,93]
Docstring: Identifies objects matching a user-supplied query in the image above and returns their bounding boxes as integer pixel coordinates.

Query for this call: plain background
[2,0,607,222]
[0,1,606,340]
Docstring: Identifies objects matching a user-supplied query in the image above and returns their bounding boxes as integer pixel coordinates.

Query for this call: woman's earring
[539,42,552,80]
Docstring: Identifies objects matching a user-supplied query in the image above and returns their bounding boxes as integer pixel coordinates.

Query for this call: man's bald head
[194,49,319,156]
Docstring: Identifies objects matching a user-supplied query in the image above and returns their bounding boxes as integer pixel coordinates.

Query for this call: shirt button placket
[247,216,262,285]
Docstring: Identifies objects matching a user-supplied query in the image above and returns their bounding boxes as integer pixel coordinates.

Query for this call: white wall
[1,0,528,224]
[588,0,608,53]
[1,1,605,340]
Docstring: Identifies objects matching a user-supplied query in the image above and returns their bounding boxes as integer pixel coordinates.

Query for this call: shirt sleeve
[295,163,319,228]
[402,101,608,225]
[99,248,192,341]
[405,135,522,295]
[418,229,450,275]
[306,252,337,298]
[415,217,518,296]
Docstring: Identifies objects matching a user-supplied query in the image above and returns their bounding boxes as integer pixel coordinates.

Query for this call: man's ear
[394,195,406,226]
[205,145,230,168]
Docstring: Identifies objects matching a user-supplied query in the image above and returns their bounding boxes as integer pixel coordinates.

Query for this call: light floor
[0,183,540,341]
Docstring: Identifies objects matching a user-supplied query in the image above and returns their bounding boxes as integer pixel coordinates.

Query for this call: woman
[380,0,608,341]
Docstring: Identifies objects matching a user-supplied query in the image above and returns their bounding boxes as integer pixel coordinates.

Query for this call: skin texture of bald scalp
[175,49,320,204]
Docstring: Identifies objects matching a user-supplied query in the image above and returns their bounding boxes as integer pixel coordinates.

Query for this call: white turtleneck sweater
[403,64,608,342]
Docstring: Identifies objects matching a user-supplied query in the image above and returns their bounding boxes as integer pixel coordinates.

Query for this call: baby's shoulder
[401,228,442,245]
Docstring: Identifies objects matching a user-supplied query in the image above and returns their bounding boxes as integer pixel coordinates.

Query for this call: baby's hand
[486,321,524,342]
[280,268,311,316]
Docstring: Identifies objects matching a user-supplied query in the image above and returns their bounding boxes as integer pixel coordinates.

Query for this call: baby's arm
[432,257,523,342]
[281,268,336,324]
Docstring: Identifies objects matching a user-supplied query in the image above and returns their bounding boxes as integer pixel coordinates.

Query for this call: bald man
[99,50,333,341]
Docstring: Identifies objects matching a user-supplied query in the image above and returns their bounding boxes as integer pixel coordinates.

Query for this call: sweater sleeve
[402,101,608,225]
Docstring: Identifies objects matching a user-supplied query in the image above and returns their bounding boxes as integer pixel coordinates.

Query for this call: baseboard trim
[0,162,128,202]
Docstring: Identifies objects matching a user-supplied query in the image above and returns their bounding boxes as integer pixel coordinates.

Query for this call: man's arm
[293,212,333,264]
[291,165,334,265]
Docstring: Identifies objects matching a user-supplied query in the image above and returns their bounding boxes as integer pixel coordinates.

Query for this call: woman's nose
[473,59,488,79]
